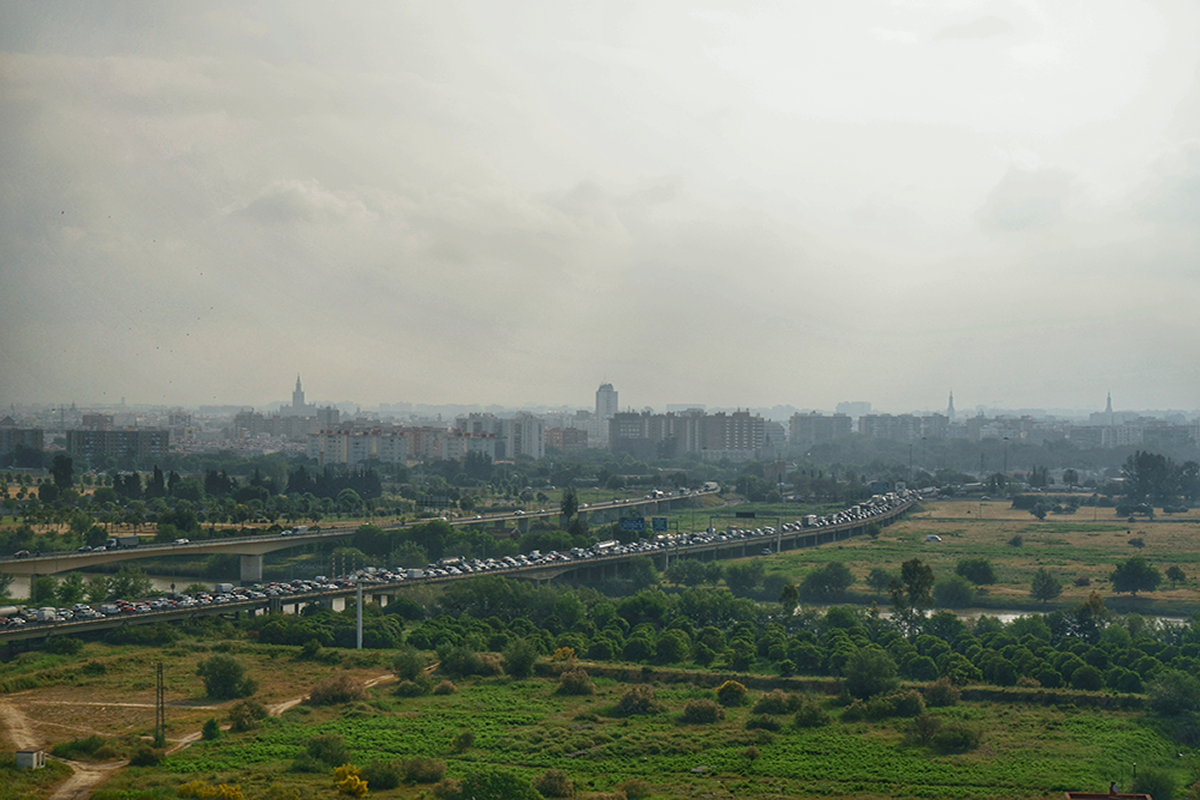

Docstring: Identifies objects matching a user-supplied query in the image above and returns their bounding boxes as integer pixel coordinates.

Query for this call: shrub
[613,685,663,717]
[451,730,474,753]
[128,746,161,767]
[533,768,574,798]
[197,654,256,700]
[746,715,782,732]
[458,768,540,800]
[431,778,462,799]
[743,746,760,761]
[393,647,427,681]
[309,673,368,706]
[1075,576,1091,587]
[1007,535,1023,547]
[437,645,485,678]
[361,759,401,791]
[402,757,446,784]
[680,698,725,724]
[45,636,84,656]
[82,660,107,676]
[923,677,961,707]
[889,689,925,717]
[909,712,943,745]
[202,718,221,741]
[1134,767,1176,800]
[394,679,426,697]
[503,638,538,679]
[617,779,652,800]
[793,696,831,728]
[753,690,800,715]
[557,667,595,696]
[229,698,267,732]
[306,734,350,767]
[433,680,458,695]
[334,764,369,798]
[716,680,748,707]
[50,734,108,761]
[932,721,981,753]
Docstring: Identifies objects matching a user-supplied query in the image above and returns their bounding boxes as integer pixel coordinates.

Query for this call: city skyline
[3,3,1199,413]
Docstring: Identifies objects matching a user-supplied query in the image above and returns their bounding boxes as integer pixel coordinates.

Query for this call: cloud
[230,179,375,225]
[975,167,1075,231]
[1137,140,1200,226]
[933,16,1015,41]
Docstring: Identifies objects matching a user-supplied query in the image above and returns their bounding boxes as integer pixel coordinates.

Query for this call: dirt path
[0,698,38,751]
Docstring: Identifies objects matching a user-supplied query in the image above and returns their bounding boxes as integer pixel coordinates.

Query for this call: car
[514,510,525,515]
[14,550,30,559]
[174,538,190,545]
[924,535,942,542]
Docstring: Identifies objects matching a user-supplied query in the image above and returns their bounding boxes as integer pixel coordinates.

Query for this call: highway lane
[0,497,914,644]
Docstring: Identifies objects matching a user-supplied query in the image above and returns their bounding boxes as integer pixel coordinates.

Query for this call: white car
[924,535,942,542]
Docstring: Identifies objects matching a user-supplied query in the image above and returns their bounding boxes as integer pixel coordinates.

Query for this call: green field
[81,666,1193,800]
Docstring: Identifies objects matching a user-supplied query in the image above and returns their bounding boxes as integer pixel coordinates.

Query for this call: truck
[105,535,140,549]
[99,604,121,616]
[36,607,58,622]
[214,583,234,594]
[406,569,424,580]
[802,515,818,528]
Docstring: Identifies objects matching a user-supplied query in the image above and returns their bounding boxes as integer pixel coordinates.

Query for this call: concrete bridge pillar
[517,517,530,534]
[240,554,263,583]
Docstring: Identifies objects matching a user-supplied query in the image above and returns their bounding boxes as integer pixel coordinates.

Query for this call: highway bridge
[0,499,913,647]
[0,491,711,582]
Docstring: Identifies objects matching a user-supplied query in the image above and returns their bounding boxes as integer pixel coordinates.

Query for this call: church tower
[293,375,305,410]
[946,391,955,423]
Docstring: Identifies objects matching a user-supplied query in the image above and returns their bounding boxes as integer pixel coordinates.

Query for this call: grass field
[75,658,1198,800]
[754,500,1200,616]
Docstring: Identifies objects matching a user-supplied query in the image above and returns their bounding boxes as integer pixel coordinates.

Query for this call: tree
[724,561,765,597]
[866,568,894,595]
[933,576,975,609]
[889,558,934,635]
[51,453,74,491]
[1110,556,1162,596]
[502,638,538,679]
[955,558,996,585]
[843,646,899,699]
[778,583,799,612]
[55,573,87,606]
[107,566,152,600]
[797,562,854,603]
[559,486,578,520]
[1166,565,1187,585]
[1062,469,1079,489]
[196,654,256,699]
[1030,568,1063,604]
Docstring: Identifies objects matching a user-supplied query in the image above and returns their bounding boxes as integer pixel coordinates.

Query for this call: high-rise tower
[596,383,618,420]
[293,375,306,410]
[946,391,955,423]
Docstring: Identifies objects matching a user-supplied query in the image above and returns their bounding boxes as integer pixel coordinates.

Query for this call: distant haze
[2,2,1199,413]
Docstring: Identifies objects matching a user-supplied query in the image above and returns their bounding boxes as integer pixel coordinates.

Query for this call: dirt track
[0,673,396,799]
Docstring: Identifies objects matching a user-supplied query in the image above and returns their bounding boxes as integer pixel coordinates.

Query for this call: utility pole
[154,662,165,747]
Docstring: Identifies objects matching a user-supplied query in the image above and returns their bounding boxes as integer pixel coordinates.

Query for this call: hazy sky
[3,1,1199,414]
